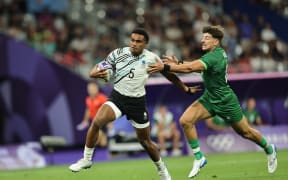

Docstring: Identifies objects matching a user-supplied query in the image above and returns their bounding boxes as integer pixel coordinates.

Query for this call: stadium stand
[0,0,287,79]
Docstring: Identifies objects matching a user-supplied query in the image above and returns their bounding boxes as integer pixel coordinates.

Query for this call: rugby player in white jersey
[69,28,201,180]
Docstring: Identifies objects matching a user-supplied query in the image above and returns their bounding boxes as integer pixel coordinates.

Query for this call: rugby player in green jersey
[148,25,277,178]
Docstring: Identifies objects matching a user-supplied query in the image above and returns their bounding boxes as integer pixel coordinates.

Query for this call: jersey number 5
[128,68,135,78]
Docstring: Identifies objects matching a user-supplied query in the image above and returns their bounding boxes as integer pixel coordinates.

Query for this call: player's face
[130,33,147,56]
[201,33,219,52]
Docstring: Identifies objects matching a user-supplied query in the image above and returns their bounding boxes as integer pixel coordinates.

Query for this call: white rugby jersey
[105,47,160,97]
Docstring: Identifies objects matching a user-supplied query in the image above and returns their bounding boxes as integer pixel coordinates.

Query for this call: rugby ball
[97,61,113,82]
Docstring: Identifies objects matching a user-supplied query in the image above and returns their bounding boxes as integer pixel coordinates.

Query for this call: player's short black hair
[131,28,149,42]
[202,25,224,42]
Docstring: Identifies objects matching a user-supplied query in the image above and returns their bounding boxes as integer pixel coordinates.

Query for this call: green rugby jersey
[199,45,233,103]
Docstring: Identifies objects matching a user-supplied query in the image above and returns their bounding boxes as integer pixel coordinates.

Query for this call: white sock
[154,158,165,170]
[83,146,95,161]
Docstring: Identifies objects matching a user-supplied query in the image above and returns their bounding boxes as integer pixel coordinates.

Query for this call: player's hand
[162,55,179,64]
[185,85,202,95]
[147,62,164,74]
[90,65,108,79]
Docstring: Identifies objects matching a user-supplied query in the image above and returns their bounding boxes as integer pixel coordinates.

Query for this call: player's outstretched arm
[161,71,202,95]
[148,56,205,74]
[161,71,188,92]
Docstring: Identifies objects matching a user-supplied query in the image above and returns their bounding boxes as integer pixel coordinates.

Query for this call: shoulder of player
[142,49,160,59]
[202,46,225,59]
[213,46,226,56]
[110,47,130,56]
[143,48,156,55]
[106,47,130,62]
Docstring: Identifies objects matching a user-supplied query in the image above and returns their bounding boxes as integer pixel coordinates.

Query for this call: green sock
[259,138,273,154]
[188,139,203,160]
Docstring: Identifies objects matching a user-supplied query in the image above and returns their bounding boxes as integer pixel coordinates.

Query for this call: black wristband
[163,64,171,72]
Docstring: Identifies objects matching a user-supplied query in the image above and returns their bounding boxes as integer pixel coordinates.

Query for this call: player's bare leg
[231,117,277,173]
[95,130,108,147]
[69,104,115,172]
[135,126,171,180]
[179,101,210,178]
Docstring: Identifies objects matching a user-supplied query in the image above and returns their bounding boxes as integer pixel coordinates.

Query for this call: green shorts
[198,92,243,124]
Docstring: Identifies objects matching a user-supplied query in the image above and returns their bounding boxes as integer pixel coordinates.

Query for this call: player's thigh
[231,115,250,134]
[180,100,211,124]
[93,104,116,127]
[215,93,243,124]
[135,126,151,142]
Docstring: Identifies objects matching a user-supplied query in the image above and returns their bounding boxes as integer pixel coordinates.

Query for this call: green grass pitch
[1,150,287,180]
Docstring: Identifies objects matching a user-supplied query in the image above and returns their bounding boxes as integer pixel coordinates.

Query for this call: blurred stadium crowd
[256,0,288,17]
[0,0,287,79]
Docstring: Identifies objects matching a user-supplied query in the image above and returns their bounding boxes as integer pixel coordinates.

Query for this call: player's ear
[214,38,219,46]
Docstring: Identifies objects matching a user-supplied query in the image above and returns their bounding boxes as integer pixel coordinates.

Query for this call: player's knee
[139,139,153,149]
[180,117,194,128]
[139,139,148,148]
[91,120,101,130]
[179,117,186,127]
[93,115,109,129]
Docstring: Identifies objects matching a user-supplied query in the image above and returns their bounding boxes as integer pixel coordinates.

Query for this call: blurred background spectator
[151,104,182,157]
[76,81,109,147]
[76,81,107,130]
[243,97,264,126]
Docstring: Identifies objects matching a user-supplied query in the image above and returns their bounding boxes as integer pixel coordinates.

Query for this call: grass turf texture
[1,150,287,180]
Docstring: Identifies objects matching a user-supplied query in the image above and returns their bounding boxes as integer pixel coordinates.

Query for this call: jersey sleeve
[154,53,162,63]
[146,50,162,64]
[200,51,219,70]
[104,48,119,66]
